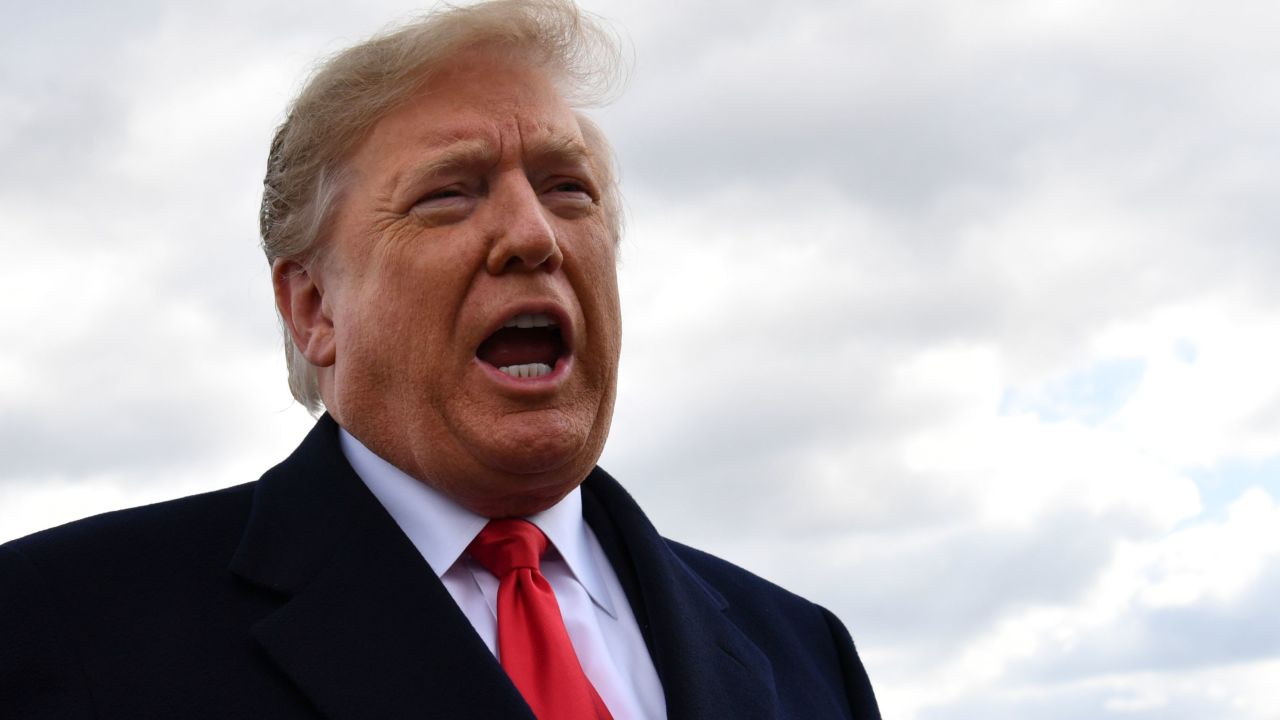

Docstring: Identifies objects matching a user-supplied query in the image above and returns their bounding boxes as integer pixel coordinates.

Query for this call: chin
[479,430,590,477]
[470,402,601,470]
[460,444,594,518]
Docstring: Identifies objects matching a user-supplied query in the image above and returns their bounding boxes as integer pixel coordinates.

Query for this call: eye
[410,186,476,222]
[417,187,467,204]
[542,178,596,203]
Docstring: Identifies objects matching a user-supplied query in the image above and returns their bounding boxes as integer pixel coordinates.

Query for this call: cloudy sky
[4,0,1279,717]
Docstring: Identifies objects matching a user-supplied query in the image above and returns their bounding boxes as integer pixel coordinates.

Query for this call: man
[0,1,879,718]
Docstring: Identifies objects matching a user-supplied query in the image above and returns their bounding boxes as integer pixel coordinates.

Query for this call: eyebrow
[389,138,497,200]
[524,134,593,171]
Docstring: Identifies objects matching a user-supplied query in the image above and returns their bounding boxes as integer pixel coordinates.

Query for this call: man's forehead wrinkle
[512,111,591,170]
[373,94,589,198]
[385,137,498,199]
[525,132,591,166]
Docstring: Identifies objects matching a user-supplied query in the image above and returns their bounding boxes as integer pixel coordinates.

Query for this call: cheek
[571,228,620,297]
[585,272,623,372]
[368,242,468,328]
[593,258,623,327]
[336,265,451,371]
[577,246,621,331]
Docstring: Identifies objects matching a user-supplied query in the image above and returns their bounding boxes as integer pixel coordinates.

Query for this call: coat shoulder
[0,482,268,720]
[662,537,835,658]
[663,538,882,720]
[665,538,814,608]
[0,482,264,632]
[2,481,258,573]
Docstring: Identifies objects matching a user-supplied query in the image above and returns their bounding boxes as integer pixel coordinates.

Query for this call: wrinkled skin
[273,52,621,517]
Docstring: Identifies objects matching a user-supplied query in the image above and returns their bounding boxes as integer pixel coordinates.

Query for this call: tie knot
[467,519,549,577]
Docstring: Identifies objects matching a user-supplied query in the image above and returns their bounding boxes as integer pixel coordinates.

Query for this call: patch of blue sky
[999,358,1147,426]
[1183,454,1280,524]
[1172,338,1198,365]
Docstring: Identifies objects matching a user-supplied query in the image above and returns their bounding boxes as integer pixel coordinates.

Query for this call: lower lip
[473,353,574,393]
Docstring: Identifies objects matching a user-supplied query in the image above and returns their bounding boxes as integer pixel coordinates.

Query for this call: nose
[485,174,563,275]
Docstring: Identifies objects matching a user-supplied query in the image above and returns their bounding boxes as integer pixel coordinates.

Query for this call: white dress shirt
[340,430,666,720]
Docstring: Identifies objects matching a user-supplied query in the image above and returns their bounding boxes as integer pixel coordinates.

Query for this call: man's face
[303,53,621,516]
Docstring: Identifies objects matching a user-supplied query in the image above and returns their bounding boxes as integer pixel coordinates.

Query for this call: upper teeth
[503,313,557,329]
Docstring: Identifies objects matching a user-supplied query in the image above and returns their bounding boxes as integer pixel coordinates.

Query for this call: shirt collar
[524,485,616,617]
[339,428,616,617]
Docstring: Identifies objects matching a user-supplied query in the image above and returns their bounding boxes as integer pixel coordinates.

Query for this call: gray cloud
[917,681,1231,720]
[1020,556,1280,681]
[5,1,1280,716]
[809,510,1126,649]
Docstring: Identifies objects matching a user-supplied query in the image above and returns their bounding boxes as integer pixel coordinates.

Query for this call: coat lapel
[229,417,779,719]
[583,468,781,720]
[229,416,534,720]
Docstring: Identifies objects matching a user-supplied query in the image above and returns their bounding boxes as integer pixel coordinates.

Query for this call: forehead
[354,52,585,173]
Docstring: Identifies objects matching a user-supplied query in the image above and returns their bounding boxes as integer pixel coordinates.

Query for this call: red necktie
[468,519,614,720]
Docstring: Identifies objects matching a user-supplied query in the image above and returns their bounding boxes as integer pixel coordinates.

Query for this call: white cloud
[4,1,1280,718]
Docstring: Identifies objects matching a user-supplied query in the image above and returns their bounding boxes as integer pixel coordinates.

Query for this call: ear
[272,258,336,368]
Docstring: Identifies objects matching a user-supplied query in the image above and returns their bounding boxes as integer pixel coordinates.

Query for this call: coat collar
[230,415,533,719]
[231,415,778,720]
[583,468,780,720]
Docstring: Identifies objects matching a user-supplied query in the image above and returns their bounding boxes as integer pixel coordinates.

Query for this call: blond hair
[260,0,625,414]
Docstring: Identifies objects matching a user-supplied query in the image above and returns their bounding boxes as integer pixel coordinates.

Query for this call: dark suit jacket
[0,415,879,719]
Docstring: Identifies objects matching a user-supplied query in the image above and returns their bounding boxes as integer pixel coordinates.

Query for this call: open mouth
[475,312,567,379]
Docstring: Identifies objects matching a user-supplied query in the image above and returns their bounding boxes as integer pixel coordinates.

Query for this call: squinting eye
[546,180,594,200]
[412,187,472,209]
[421,188,465,202]
[409,187,475,222]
